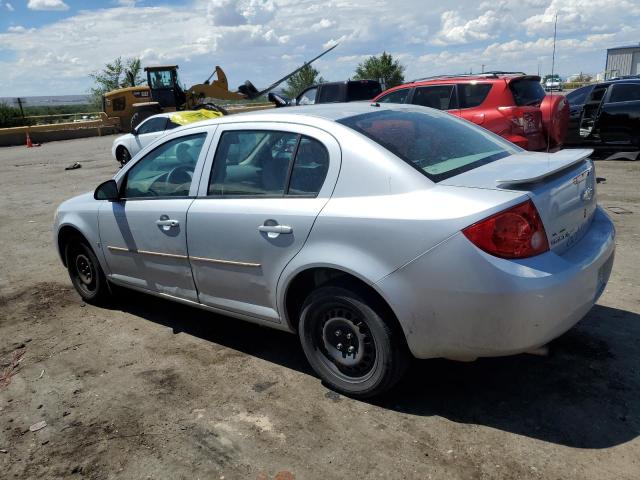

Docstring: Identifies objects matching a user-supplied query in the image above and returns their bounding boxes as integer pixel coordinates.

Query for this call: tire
[65,237,110,304]
[116,146,131,166]
[298,285,409,398]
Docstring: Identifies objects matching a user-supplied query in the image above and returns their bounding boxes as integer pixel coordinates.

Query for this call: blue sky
[1,0,639,97]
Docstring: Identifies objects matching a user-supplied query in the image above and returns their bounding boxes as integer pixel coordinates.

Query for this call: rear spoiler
[497,149,593,186]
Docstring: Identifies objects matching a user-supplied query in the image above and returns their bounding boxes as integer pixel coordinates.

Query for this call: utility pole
[15,97,25,117]
[481,64,485,73]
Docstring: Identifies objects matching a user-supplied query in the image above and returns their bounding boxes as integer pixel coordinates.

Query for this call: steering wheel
[167,166,193,186]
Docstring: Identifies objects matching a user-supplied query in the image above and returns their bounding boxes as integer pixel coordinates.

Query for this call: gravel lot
[0,136,639,479]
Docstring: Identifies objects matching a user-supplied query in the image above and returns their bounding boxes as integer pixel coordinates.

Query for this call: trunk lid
[441,149,597,254]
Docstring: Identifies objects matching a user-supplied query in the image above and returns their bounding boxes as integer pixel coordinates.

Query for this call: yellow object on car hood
[169,109,223,126]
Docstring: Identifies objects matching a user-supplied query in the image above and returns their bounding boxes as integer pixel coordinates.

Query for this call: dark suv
[269,80,382,107]
[565,78,640,152]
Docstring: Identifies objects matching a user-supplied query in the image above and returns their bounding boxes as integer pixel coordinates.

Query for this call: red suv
[373,72,569,150]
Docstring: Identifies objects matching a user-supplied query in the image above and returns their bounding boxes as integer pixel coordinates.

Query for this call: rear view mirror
[94,179,119,201]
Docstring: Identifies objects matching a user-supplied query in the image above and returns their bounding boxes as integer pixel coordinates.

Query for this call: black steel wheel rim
[313,303,377,381]
[73,251,97,295]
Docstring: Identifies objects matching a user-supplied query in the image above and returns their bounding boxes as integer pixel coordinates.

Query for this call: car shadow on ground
[111,291,639,450]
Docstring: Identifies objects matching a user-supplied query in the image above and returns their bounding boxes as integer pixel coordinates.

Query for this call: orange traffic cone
[26,132,33,148]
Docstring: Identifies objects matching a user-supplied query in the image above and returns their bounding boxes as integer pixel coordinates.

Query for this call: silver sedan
[53,104,615,397]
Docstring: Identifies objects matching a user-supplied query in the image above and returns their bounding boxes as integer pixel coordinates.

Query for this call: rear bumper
[376,207,615,360]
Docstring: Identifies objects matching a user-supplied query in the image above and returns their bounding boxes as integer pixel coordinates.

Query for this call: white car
[111,113,179,165]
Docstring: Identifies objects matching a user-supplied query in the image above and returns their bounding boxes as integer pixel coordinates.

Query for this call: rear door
[598,82,640,145]
[187,123,340,322]
[410,85,460,116]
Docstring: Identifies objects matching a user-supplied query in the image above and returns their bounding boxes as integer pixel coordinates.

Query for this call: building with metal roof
[606,43,640,79]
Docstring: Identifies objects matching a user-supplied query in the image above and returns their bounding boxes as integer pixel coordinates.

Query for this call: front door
[99,131,210,301]
[188,124,340,321]
[599,82,640,145]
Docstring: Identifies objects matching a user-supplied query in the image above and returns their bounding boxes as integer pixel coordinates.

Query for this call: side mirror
[94,179,119,201]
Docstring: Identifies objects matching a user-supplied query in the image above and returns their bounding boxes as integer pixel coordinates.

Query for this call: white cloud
[7,25,27,32]
[311,18,334,31]
[523,0,640,36]
[0,0,639,96]
[27,0,69,11]
[6,2,15,11]
[206,0,276,26]
[433,9,504,45]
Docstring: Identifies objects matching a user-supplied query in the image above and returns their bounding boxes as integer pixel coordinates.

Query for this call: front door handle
[156,219,179,227]
[258,224,293,234]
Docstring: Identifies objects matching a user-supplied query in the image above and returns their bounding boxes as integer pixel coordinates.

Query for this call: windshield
[338,109,519,182]
[510,79,546,106]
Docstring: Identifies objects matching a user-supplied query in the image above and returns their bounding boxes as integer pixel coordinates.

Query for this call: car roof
[172,103,446,131]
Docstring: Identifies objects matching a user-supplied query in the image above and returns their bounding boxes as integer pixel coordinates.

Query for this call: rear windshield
[338,109,517,182]
[509,79,546,106]
[347,82,382,101]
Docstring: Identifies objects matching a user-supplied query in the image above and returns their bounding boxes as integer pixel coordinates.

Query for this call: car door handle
[258,224,292,234]
[156,219,179,227]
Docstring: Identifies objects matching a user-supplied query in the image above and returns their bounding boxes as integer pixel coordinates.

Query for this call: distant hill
[0,95,91,107]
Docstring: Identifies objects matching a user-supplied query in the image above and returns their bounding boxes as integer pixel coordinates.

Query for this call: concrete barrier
[0,113,120,147]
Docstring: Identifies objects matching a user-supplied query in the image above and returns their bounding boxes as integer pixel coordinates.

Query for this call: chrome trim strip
[189,255,261,268]
[107,246,130,253]
[107,246,259,267]
[107,246,187,260]
[137,249,188,260]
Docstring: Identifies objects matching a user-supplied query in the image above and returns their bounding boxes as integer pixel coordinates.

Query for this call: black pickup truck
[565,78,640,155]
[269,80,382,107]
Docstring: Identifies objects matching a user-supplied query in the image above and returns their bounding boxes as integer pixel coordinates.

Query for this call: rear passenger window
[208,131,329,197]
[412,85,456,110]
[377,88,410,104]
[457,83,492,108]
[209,131,298,196]
[288,137,329,196]
[608,83,640,103]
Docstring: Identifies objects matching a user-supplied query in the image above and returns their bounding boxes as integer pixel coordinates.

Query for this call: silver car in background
[54,104,615,397]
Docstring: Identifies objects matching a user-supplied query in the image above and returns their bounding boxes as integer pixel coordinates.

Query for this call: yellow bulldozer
[103,44,337,131]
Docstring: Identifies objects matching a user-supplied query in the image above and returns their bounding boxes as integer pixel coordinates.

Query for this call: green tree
[283,64,325,99]
[88,57,144,108]
[354,52,405,88]
[0,102,31,128]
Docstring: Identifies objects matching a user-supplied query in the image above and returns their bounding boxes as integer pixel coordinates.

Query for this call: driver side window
[123,133,206,199]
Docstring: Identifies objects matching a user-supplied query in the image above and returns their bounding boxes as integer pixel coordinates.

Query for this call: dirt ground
[0,136,638,480]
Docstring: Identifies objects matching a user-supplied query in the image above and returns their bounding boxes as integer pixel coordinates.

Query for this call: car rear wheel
[116,146,131,166]
[65,237,110,304]
[298,285,409,398]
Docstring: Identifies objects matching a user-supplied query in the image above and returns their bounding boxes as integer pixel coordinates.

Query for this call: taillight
[462,199,549,259]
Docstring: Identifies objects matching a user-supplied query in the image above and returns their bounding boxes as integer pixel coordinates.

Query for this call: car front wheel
[65,238,110,304]
[298,285,409,398]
